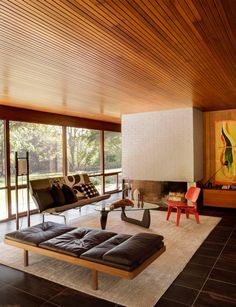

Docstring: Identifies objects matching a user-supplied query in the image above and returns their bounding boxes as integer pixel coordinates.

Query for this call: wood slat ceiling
[0,0,236,123]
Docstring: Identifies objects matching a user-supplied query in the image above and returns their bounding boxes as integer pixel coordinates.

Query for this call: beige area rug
[0,210,220,307]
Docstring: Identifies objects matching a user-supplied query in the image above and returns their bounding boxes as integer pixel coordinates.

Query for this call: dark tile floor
[0,264,121,306]
[0,205,235,306]
[155,207,236,307]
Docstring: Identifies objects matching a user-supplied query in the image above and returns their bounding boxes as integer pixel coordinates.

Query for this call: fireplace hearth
[129,180,187,204]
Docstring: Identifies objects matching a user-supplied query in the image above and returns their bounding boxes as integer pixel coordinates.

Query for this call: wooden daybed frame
[4,238,166,290]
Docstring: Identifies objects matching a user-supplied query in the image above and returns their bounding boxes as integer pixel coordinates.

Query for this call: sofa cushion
[103,233,164,267]
[77,183,100,198]
[39,228,117,257]
[80,234,132,267]
[5,222,75,246]
[64,174,85,198]
[51,185,66,205]
[33,188,55,211]
[62,184,77,204]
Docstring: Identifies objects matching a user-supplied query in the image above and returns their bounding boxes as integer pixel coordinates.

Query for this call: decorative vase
[133,189,140,201]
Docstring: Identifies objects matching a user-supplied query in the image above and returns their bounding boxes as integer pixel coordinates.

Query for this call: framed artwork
[215,120,236,185]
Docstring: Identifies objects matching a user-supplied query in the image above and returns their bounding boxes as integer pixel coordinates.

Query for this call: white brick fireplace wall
[122,108,203,183]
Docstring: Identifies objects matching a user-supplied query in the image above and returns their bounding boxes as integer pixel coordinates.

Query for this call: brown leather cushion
[102,233,164,268]
[80,234,131,262]
[39,228,117,257]
[5,222,75,246]
[33,188,55,211]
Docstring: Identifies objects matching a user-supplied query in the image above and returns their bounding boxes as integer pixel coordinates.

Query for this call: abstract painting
[215,120,236,185]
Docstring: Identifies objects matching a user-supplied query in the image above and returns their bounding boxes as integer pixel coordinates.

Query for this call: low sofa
[29,173,110,222]
[5,222,165,290]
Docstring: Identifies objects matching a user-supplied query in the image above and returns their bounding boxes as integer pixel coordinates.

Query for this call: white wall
[122,108,203,182]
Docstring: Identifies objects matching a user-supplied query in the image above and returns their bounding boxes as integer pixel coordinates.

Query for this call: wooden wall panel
[203,109,236,184]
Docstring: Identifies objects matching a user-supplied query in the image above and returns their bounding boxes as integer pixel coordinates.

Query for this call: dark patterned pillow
[78,183,100,199]
[50,185,66,205]
[61,184,77,204]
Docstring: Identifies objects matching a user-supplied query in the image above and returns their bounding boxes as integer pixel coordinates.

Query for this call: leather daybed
[29,173,110,222]
[4,222,166,290]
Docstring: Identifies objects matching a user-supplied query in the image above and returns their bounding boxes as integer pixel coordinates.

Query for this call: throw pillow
[49,177,65,188]
[77,183,100,199]
[64,174,85,198]
[62,184,78,204]
[50,184,66,206]
[34,188,55,211]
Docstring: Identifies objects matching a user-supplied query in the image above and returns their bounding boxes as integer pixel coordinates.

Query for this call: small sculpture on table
[110,198,134,210]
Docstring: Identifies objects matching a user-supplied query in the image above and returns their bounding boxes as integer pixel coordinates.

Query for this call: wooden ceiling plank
[2,0,183,89]
[160,0,234,92]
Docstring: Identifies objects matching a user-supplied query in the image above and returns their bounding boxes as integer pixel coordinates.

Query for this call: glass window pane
[67,127,101,174]
[0,120,5,187]
[105,174,118,192]
[10,121,62,214]
[104,131,121,173]
[0,189,7,220]
[89,176,102,194]
[11,188,36,214]
[10,121,63,185]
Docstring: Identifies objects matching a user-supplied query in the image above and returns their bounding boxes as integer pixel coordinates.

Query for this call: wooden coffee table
[95,201,159,229]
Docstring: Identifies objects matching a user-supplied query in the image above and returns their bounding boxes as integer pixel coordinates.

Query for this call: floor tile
[226,238,236,247]
[200,240,224,251]
[221,245,236,260]
[195,246,222,258]
[215,257,236,272]
[189,254,216,267]
[0,264,26,284]
[196,242,224,258]
[231,230,236,238]
[162,284,198,305]
[50,287,118,307]
[194,292,236,307]
[202,279,236,301]
[9,270,66,301]
[206,232,229,244]
[181,263,212,279]
[173,271,206,290]
[217,218,236,228]
[0,284,45,306]
[40,302,61,307]
[209,268,236,285]
[155,297,189,306]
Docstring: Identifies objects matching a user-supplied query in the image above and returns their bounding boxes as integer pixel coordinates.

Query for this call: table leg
[121,208,151,228]
[100,210,109,229]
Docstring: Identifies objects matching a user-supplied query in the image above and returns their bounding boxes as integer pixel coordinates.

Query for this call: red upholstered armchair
[166,187,201,226]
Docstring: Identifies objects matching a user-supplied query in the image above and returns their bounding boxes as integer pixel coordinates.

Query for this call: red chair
[166,187,201,226]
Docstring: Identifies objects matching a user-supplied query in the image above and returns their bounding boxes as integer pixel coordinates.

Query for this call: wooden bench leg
[92,270,98,290]
[24,250,29,267]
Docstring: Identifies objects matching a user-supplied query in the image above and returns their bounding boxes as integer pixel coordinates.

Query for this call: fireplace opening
[162,181,187,195]
[129,180,188,204]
